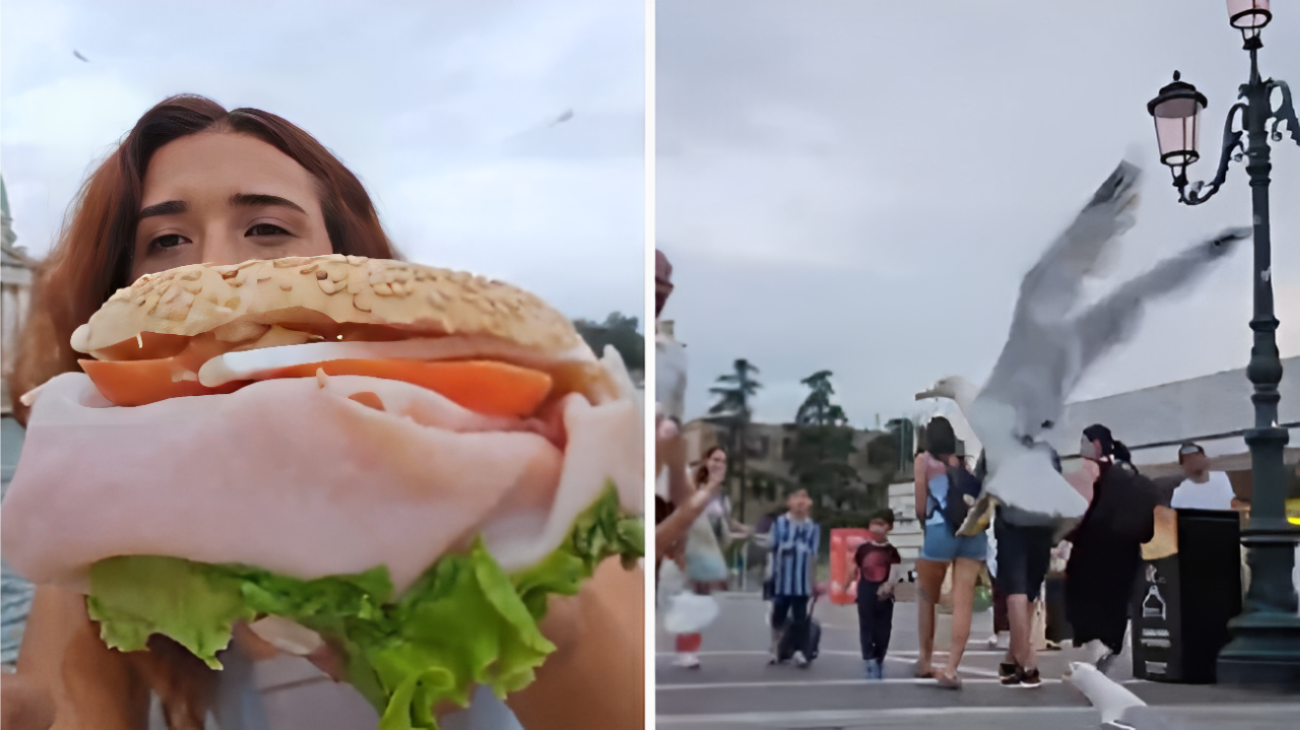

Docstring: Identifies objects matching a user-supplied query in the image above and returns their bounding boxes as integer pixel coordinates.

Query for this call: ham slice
[1,350,642,595]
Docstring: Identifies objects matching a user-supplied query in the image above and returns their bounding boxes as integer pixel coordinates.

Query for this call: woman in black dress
[1065,424,1159,674]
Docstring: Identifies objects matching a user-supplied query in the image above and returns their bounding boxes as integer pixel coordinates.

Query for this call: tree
[786,371,863,514]
[573,311,644,372]
[708,359,762,521]
[795,370,844,427]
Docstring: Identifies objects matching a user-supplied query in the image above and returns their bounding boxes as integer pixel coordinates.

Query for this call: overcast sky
[658,0,1300,431]
[1,0,643,325]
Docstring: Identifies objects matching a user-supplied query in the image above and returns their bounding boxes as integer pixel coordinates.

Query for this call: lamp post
[1146,0,1300,686]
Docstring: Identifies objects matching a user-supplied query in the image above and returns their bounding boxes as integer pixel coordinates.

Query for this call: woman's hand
[1,672,56,730]
[507,557,643,730]
[231,620,348,682]
[657,414,693,507]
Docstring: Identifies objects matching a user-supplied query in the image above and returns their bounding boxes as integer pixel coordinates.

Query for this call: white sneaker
[673,653,701,669]
[792,651,808,668]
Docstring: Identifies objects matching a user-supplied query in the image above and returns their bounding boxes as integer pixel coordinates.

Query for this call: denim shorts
[920,519,988,562]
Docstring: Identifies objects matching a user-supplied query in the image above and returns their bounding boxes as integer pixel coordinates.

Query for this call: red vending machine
[829,528,872,605]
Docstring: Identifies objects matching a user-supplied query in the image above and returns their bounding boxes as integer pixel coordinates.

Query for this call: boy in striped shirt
[768,489,820,666]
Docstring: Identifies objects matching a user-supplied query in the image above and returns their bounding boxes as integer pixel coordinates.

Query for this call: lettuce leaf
[86,482,642,730]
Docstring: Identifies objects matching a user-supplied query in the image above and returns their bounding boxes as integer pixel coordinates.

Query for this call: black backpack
[927,457,983,533]
[945,464,983,532]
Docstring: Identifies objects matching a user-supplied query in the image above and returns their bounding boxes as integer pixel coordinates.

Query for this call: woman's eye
[247,223,290,237]
[150,234,188,250]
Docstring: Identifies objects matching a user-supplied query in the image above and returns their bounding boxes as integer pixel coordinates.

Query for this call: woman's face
[707,449,727,479]
[1080,436,1102,462]
[130,132,333,281]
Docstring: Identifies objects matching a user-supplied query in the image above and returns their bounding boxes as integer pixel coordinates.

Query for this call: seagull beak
[915,389,937,401]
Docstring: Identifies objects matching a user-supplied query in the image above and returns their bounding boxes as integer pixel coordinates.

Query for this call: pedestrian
[1170,443,1239,511]
[655,420,723,574]
[768,489,820,667]
[848,509,902,679]
[671,447,749,669]
[2,95,641,730]
[913,417,986,688]
[985,527,1010,650]
[981,446,1061,689]
[1065,424,1159,674]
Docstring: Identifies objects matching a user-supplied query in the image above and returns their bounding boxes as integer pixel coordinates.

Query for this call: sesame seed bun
[71,255,585,358]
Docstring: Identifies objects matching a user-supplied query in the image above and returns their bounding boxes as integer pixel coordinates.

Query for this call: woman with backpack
[913,417,987,688]
[1065,424,1158,674]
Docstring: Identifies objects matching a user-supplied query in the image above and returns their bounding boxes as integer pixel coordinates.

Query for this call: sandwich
[1,254,644,730]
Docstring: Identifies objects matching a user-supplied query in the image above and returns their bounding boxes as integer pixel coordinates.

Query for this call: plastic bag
[657,559,688,608]
[662,593,721,635]
[683,512,728,583]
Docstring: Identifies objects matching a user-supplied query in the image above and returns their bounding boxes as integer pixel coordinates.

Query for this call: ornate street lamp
[1147,0,1300,686]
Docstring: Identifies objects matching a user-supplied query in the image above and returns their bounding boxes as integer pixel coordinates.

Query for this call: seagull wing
[1017,159,1141,325]
[976,160,1145,442]
[1067,226,1249,394]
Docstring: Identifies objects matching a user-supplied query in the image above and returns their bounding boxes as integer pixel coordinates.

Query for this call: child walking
[850,509,903,679]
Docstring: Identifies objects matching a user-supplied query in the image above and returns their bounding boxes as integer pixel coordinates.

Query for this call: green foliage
[709,359,763,520]
[709,359,761,419]
[573,312,644,371]
[87,484,642,730]
[786,370,864,512]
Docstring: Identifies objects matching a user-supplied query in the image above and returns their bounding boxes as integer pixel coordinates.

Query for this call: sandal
[913,661,935,679]
[935,672,962,689]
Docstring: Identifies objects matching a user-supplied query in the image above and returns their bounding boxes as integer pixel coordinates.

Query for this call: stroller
[773,585,824,665]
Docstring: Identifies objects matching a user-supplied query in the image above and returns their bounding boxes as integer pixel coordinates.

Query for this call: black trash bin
[1131,508,1242,683]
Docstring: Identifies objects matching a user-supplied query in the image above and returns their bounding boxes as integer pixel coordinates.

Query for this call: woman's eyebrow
[139,200,187,219]
[230,193,306,213]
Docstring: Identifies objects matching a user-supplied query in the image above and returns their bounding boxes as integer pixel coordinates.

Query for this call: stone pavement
[655,593,1299,729]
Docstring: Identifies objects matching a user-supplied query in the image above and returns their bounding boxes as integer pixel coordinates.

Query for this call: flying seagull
[548,109,574,127]
[917,158,1249,526]
[73,50,89,62]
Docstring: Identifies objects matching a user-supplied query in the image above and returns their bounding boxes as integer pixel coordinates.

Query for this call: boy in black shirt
[849,509,902,679]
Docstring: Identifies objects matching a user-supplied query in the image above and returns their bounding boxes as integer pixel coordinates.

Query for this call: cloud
[659,0,1300,427]
[0,0,643,322]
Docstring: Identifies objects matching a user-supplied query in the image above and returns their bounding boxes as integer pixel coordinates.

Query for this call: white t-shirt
[1170,471,1236,510]
[656,328,688,423]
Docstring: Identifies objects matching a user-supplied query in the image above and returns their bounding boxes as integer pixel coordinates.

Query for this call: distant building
[1,176,34,417]
[680,417,895,524]
[1046,358,1300,505]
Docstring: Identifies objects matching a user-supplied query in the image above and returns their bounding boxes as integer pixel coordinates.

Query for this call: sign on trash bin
[1131,507,1241,683]
[1134,557,1181,680]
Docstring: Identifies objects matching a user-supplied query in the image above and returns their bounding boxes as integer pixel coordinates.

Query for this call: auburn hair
[9,93,399,426]
[693,445,726,488]
[8,94,401,729]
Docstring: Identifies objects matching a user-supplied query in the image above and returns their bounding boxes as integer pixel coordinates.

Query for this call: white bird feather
[916,158,1249,523]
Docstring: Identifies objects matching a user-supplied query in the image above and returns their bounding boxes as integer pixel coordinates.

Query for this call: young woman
[2,94,643,730]
[1065,424,1158,674]
[671,446,749,668]
[912,417,986,688]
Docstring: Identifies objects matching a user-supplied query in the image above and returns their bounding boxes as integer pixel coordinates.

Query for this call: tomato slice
[79,358,553,418]
[79,359,246,407]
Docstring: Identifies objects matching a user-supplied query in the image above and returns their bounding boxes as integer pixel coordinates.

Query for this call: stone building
[680,417,895,524]
[1,176,34,417]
